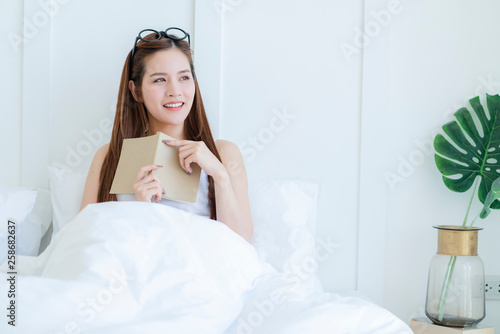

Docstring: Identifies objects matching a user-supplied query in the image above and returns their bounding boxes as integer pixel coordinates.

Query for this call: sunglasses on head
[129,27,191,78]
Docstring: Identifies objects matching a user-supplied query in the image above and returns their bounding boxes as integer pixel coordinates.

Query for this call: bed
[0,166,412,333]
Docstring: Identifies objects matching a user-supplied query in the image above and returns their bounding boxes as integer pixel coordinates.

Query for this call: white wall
[219,0,364,292]
[1,0,224,186]
[0,0,23,186]
[46,0,198,180]
[2,0,500,329]
[359,0,500,328]
[220,0,500,328]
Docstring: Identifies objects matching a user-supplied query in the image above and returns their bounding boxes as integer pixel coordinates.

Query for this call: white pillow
[47,166,86,236]
[20,187,53,255]
[248,179,322,292]
[0,188,37,264]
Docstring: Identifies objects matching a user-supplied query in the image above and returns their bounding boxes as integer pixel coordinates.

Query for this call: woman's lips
[163,102,184,111]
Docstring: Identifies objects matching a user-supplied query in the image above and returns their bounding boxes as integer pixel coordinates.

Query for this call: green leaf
[480,177,500,219]
[434,94,500,209]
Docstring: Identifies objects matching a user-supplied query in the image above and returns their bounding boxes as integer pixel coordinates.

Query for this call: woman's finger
[140,173,161,185]
[178,147,196,159]
[183,155,195,174]
[135,164,163,182]
[140,178,161,191]
[133,165,164,202]
[163,140,210,175]
[163,139,192,147]
[178,148,197,173]
[136,182,163,202]
[133,175,159,198]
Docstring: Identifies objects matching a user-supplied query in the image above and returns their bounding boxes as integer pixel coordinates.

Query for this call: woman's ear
[129,80,140,102]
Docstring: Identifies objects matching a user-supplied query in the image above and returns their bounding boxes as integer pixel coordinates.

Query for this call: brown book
[110,132,201,203]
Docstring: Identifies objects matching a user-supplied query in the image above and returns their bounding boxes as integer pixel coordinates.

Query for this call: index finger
[162,139,192,147]
[136,164,163,181]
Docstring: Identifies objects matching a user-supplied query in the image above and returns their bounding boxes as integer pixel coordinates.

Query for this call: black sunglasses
[129,27,191,77]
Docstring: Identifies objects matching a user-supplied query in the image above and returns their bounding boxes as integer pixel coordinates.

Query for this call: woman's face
[136,48,195,134]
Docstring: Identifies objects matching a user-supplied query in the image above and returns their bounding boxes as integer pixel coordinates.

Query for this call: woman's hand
[133,164,164,203]
[163,140,226,177]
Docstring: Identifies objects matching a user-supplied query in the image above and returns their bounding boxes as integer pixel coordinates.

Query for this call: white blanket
[1,202,411,333]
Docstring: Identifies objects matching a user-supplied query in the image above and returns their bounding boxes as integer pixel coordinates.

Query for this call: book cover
[110,132,201,203]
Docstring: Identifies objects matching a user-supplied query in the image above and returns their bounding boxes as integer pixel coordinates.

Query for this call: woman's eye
[154,78,166,83]
[180,76,190,81]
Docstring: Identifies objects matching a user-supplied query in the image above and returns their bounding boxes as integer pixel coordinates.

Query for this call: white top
[116,169,211,217]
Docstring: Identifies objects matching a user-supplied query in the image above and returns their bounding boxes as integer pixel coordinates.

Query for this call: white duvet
[1,202,411,333]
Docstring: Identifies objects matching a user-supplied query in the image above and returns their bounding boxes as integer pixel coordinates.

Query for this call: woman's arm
[80,143,166,209]
[213,140,254,243]
[164,139,254,242]
[80,144,109,211]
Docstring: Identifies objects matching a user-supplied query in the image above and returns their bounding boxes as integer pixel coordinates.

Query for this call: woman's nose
[166,81,181,96]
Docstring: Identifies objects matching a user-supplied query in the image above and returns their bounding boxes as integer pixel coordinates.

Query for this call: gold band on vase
[435,225,481,257]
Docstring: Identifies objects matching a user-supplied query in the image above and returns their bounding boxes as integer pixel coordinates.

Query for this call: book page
[110,132,201,203]
[153,132,201,203]
[110,135,157,195]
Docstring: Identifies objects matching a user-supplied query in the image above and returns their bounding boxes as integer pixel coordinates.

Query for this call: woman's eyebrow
[149,69,191,77]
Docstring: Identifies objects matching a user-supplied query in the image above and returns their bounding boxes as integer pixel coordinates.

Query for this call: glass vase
[425,225,485,327]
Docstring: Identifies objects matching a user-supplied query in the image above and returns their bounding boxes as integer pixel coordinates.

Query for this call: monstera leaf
[434,93,500,209]
[480,177,500,218]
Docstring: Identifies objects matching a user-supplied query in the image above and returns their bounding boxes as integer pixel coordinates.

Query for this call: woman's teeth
[164,102,183,108]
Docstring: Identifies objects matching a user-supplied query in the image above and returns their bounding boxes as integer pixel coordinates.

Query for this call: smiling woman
[130,49,196,137]
[79,27,253,242]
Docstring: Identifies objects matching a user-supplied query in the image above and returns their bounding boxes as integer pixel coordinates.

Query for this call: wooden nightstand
[411,318,494,334]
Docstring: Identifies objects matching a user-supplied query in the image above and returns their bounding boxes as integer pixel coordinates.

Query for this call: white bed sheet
[1,202,411,333]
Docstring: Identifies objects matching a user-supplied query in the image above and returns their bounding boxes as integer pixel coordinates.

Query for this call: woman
[80,28,253,242]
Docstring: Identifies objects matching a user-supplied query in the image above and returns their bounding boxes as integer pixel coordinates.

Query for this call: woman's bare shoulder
[215,139,240,157]
[90,143,109,166]
[80,143,110,210]
[96,143,110,157]
[215,139,246,177]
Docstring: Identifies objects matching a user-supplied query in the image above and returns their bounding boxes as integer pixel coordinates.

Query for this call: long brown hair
[97,33,221,219]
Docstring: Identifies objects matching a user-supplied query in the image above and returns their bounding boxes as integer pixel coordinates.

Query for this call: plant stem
[437,177,478,321]
[437,256,454,311]
[438,255,457,321]
[467,211,481,229]
[462,177,479,228]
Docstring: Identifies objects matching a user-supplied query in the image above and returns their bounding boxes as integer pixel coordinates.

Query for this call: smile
[163,102,184,108]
